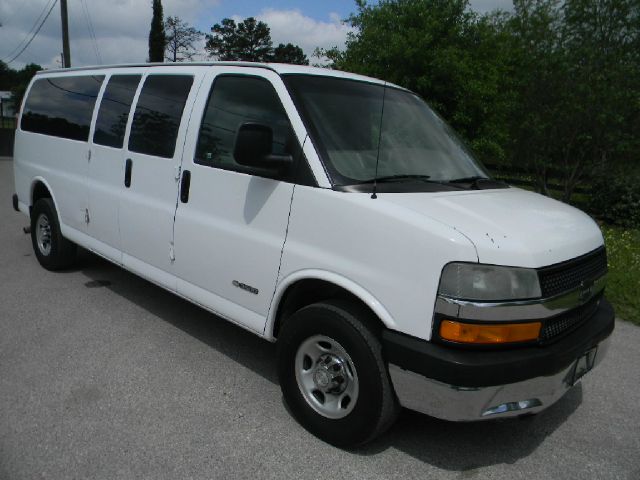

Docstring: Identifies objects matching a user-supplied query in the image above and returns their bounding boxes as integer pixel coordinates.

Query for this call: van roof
[36,61,402,89]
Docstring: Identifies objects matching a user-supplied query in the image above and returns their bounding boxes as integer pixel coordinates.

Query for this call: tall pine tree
[148,0,166,62]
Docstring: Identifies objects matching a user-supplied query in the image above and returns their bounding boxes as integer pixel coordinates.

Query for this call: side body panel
[13,73,98,232]
[272,186,478,341]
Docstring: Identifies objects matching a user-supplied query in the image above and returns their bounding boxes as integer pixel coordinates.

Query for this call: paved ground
[1,157,639,480]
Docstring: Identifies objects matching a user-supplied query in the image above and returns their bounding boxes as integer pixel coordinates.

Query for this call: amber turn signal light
[439,320,541,344]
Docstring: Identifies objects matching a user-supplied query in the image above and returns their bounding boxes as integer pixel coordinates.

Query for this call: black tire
[30,198,77,270]
[277,299,400,447]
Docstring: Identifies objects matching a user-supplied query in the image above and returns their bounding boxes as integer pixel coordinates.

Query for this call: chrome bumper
[388,337,610,421]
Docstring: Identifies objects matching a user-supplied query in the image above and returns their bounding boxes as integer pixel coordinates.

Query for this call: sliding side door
[87,73,142,261]
[118,68,204,290]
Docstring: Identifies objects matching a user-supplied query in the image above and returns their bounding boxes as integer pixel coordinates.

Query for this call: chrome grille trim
[435,274,606,321]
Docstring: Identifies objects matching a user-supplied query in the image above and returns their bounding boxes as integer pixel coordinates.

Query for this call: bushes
[589,176,640,228]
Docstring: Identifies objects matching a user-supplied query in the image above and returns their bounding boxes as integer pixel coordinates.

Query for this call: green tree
[272,43,309,65]
[164,16,202,62]
[504,0,566,194]
[560,0,640,198]
[148,0,166,62]
[312,46,344,68]
[506,0,640,199]
[322,0,513,162]
[205,17,273,61]
[0,63,43,112]
[0,61,15,90]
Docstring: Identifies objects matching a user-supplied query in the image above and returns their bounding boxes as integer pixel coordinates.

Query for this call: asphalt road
[1,157,639,480]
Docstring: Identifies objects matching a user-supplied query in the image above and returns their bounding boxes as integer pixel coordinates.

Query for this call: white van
[12,62,614,446]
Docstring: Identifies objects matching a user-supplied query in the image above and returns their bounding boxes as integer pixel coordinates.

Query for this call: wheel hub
[312,354,348,393]
[35,213,52,256]
[294,335,359,419]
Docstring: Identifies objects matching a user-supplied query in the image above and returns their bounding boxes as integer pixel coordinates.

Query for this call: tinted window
[128,75,193,158]
[195,76,294,170]
[21,75,104,141]
[93,75,141,148]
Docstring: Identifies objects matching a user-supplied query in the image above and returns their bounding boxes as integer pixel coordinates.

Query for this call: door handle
[180,170,191,203]
[124,158,132,188]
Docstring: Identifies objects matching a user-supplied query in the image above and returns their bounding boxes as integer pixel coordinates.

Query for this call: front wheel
[277,300,399,447]
[30,198,77,270]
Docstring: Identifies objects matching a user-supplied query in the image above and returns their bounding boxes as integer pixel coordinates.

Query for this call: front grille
[537,247,607,298]
[540,295,601,342]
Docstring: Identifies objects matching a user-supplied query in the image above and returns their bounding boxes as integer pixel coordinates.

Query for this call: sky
[0,0,513,71]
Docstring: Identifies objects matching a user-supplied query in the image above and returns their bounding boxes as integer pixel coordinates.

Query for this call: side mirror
[233,123,293,171]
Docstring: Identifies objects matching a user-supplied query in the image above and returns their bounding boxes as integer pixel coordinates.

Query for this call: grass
[601,225,640,325]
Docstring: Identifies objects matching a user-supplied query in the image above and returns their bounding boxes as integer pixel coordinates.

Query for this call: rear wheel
[30,198,77,270]
[277,299,399,447]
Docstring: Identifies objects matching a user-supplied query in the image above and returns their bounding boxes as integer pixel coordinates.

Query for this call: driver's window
[195,75,293,173]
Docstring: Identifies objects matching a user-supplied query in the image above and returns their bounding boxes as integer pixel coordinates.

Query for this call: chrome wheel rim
[295,335,359,419]
[35,213,52,256]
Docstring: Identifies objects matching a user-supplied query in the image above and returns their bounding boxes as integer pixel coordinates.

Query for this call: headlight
[438,263,541,301]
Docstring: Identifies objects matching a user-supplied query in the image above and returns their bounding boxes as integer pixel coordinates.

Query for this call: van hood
[382,187,604,268]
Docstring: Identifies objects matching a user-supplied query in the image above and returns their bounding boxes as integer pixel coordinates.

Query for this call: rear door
[172,68,315,333]
[118,68,204,290]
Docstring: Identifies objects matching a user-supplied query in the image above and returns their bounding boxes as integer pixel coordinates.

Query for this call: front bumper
[383,298,615,421]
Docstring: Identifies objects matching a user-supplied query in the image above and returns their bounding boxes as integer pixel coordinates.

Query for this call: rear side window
[93,75,141,148]
[195,75,293,170]
[128,75,193,158]
[21,75,104,141]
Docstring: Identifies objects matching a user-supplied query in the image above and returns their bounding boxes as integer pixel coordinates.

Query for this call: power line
[0,0,55,60]
[80,0,101,64]
[82,0,101,64]
[2,0,59,65]
[1,0,57,63]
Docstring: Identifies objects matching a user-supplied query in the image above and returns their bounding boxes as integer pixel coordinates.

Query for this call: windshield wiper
[357,174,435,184]
[447,176,488,184]
[447,176,507,189]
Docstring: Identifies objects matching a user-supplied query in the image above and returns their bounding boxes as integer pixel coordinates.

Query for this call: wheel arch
[265,270,397,341]
[29,177,65,224]
[30,177,56,211]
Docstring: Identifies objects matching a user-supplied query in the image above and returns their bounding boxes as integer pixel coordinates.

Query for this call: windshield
[284,75,489,188]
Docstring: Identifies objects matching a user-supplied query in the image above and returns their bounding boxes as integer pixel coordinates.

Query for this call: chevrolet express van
[12,62,614,446]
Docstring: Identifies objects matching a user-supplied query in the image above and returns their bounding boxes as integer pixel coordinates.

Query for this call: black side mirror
[233,123,293,171]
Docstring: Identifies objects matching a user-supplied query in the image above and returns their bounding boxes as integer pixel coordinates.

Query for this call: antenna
[371,82,387,199]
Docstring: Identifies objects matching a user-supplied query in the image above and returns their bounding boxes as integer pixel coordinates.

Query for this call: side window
[195,76,294,172]
[93,75,141,148]
[128,75,193,158]
[21,75,104,141]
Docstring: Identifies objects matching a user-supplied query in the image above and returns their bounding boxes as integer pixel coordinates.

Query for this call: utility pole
[60,0,71,68]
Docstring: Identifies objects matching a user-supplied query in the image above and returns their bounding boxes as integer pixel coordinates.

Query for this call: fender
[264,269,398,341]
[29,176,62,225]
